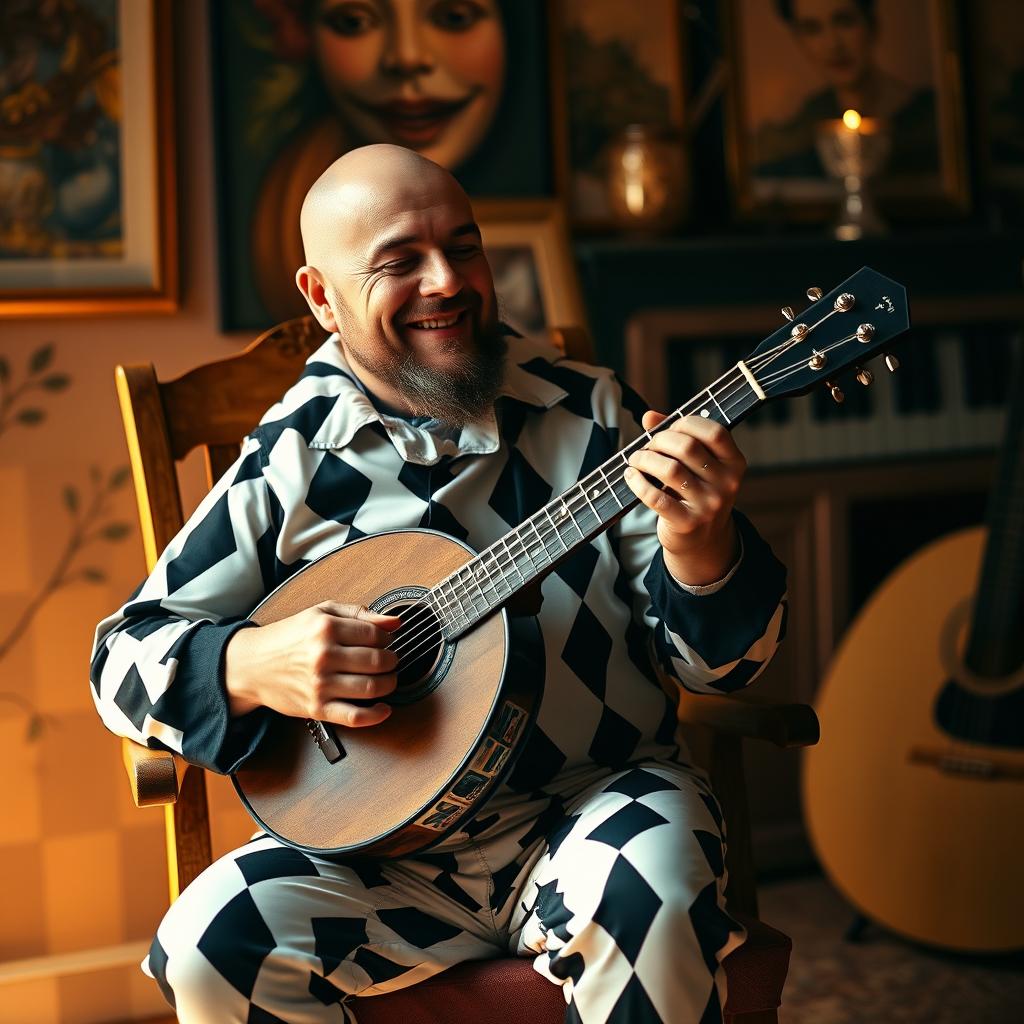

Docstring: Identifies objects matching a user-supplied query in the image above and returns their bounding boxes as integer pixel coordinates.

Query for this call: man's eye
[320,2,381,37]
[382,258,415,273]
[448,245,479,259]
[428,0,487,33]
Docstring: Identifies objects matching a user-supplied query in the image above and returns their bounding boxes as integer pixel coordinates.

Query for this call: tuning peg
[806,287,823,301]
[826,381,845,403]
[855,367,874,386]
[781,306,794,322]
[884,353,900,372]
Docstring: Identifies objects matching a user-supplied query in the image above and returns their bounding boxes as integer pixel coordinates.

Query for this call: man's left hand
[623,411,747,587]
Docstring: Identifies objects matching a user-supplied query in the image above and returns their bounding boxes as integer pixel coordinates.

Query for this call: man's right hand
[224,602,401,727]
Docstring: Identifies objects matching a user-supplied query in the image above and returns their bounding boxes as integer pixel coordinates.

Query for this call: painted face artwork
[311,0,507,169]
[788,0,873,92]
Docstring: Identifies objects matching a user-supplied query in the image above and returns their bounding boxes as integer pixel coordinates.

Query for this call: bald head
[299,145,471,270]
[293,144,504,427]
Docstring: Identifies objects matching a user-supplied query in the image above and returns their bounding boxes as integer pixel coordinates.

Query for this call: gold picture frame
[0,0,178,319]
[723,0,969,222]
[473,199,589,337]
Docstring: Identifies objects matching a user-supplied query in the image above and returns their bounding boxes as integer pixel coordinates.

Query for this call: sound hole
[379,596,451,705]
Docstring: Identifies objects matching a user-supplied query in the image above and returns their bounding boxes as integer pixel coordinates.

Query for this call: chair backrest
[117,314,594,572]
[116,315,327,571]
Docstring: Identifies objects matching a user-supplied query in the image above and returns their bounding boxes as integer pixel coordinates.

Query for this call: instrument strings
[385,333,859,667]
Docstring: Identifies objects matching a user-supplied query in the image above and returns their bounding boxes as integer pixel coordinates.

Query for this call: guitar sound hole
[381,597,451,705]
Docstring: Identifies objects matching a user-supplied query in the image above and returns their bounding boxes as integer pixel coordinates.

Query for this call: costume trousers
[145,760,745,1023]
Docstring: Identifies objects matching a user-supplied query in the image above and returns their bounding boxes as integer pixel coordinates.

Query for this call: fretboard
[429,363,764,639]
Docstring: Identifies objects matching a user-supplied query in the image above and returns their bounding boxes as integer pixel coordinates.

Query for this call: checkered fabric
[89,333,787,1021]
[147,761,745,1023]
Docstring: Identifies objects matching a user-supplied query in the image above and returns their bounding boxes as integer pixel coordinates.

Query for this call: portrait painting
[211,0,556,331]
[556,0,686,228]
[724,0,968,218]
[473,200,588,339]
[0,0,176,317]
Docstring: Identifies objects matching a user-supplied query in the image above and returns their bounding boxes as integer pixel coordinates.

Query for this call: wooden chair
[115,315,819,1023]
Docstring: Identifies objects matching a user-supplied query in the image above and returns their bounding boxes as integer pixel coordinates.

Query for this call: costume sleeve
[601,372,788,695]
[88,434,277,773]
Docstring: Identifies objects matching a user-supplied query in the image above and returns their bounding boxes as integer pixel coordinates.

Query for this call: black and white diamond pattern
[92,332,786,797]
[146,760,744,1023]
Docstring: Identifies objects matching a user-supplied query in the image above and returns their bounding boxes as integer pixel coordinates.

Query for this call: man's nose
[381,16,434,78]
[419,253,461,297]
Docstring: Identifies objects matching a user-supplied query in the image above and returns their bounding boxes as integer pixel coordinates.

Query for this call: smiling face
[296,146,506,425]
[788,0,873,92]
[311,0,506,169]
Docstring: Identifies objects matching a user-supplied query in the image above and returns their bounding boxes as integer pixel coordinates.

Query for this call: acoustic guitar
[233,268,910,859]
[803,345,1024,953]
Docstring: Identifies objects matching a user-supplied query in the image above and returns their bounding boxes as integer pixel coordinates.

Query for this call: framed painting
[0,0,177,319]
[723,0,969,221]
[211,0,557,331]
[473,199,588,338]
[553,0,687,230]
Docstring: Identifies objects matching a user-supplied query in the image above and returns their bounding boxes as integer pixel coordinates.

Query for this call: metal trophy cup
[816,110,890,240]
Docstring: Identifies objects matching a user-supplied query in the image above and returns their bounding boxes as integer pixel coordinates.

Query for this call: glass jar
[604,124,688,234]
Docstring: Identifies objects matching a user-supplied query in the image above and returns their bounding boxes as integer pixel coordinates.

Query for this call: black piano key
[893,332,942,414]
[963,327,1017,409]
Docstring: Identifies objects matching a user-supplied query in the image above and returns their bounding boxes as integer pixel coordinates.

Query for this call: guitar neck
[429,362,766,639]
[965,350,1024,676]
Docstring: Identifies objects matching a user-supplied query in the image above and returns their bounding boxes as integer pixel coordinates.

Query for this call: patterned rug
[758,875,1024,1024]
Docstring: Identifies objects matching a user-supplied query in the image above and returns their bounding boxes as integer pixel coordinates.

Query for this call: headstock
[748,267,910,406]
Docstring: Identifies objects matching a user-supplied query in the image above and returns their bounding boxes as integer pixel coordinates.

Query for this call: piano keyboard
[666,328,1018,468]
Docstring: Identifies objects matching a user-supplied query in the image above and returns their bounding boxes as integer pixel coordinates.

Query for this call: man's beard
[347,316,510,428]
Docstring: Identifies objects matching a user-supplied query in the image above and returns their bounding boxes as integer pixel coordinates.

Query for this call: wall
[0,5,259,1021]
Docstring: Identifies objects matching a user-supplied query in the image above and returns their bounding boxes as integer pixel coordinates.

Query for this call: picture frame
[472,199,588,337]
[210,0,557,332]
[0,0,178,319]
[723,0,969,222]
[553,0,688,230]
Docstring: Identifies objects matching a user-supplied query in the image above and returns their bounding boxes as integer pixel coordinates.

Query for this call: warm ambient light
[843,109,862,131]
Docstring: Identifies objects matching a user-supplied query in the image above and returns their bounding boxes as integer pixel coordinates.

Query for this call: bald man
[91,146,787,1023]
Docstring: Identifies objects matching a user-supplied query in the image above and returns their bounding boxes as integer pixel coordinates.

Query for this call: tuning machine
[855,367,874,386]
[884,353,900,372]
[806,287,823,301]
[825,380,845,403]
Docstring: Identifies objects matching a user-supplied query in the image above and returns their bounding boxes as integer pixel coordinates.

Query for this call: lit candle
[815,107,890,239]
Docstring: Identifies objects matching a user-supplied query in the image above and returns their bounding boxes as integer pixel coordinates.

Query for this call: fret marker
[700,409,710,418]
[590,487,602,498]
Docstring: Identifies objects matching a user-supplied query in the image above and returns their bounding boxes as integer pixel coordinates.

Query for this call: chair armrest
[121,736,183,807]
[675,691,820,748]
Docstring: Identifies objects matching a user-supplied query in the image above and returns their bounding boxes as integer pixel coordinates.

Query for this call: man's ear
[295,266,340,333]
